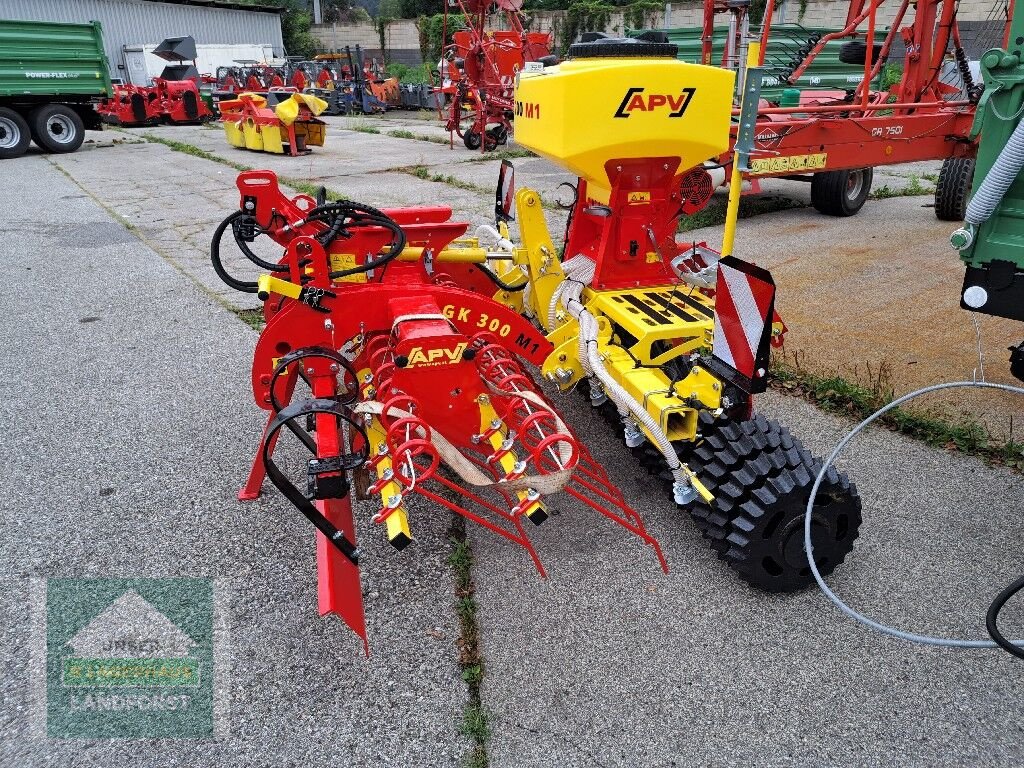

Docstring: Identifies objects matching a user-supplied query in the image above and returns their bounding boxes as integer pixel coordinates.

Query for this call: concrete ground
[2,120,1024,766]
[118,115,1024,438]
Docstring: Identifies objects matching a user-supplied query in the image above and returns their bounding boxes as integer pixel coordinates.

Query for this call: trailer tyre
[934,156,975,221]
[810,167,873,216]
[838,40,885,65]
[29,104,85,153]
[0,107,31,159]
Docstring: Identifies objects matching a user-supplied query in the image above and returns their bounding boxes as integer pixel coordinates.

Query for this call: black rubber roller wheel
[684,412,861,591]
[934,156,975,222]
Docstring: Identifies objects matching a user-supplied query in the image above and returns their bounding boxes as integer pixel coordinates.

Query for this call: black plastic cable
[477,262,527,292]
[987,574,1024,659]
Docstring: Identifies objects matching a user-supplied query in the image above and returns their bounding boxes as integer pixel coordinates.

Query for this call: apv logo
[406,342,468,367]
[614,87,695,118]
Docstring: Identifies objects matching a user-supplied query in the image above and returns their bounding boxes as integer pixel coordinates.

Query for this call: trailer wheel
[0,107,31,159]
[463,129,481,150]
[838,40,884,65]
[934,156,975,221]
[29,104,85,153]
[810,167,873,216]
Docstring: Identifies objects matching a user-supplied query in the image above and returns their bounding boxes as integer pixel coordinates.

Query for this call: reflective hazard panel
[708,256,776,394]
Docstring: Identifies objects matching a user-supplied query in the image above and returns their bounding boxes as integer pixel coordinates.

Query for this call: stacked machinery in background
[211,46,398,116]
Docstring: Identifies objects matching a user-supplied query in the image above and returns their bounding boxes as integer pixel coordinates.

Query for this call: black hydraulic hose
[987,574,1024,660]
[210,210,287,293]
[298,201,407,279]
[477,262,527,292]
[232,213,290,271]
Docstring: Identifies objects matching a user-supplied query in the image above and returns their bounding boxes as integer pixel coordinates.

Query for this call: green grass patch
[460,703,491,745]
[385,129,451,145]
[135,133,348,203]
[350,124,381,135]
[869,174,932,199]
[772,353,1024,470]
[232,307,266,331]
[678,194,806,233]
[401,165,489,193]
[140,133,252,172]
[465,148,536,162]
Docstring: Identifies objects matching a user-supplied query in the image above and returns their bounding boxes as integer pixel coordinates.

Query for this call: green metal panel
[0,18,112,98]
[629,25,885,102]
[959,48,1024,271]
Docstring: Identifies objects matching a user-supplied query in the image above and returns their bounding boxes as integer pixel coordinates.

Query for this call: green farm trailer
[0,19,112,159]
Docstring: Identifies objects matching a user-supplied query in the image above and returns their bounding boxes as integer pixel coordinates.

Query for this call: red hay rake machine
[437,0,555,151]
[696,0,1011,217]
[211,170,666,650]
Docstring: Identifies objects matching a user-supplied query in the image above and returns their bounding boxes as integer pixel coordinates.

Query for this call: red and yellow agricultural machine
[219,92,328,156]
[697,0,1009,217]
[213,35,861,650]
[437,0,554,150]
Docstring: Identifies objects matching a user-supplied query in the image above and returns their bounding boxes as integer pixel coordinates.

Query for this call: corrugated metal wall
[3,0,284,79]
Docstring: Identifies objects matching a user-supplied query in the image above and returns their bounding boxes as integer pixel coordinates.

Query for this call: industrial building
[3,0,285,83]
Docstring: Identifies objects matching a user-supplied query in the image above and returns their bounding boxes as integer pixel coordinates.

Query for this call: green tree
[560,0,613,53]
[280,0,320,57]
[417,13,467,62]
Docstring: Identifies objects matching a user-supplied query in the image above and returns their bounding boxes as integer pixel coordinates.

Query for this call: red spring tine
[389,438,440,485]
[373,495,405,523]
[479,352,523,382]
[515,408,558,447]
[491,371,533,394]
[386,415,432,444]
[363,333,391,357]
[379,394,421,430]
[530,432,580,473]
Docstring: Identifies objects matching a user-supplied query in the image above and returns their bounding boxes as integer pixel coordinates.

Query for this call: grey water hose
[965,113,1024,226]
[804,380,1024,650]
[950,104,1024,251]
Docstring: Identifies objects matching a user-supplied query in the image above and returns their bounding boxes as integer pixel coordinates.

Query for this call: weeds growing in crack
[448,516,489,767]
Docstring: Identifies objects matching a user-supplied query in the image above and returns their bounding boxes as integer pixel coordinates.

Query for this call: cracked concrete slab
[1,154,468,767]
[27,126,1024,766]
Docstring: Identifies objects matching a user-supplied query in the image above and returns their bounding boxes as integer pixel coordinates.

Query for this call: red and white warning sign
[711,256,776,393]
[495,159,515,222]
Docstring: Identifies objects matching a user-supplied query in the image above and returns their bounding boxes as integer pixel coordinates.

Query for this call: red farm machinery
[687,0,1011,217]
[212,35,863,650]
[437,0,555,150]
[96,36,212,127]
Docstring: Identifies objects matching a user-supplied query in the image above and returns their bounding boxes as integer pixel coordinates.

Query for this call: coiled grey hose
[965,113,1024,225]
[804,380,1024,649]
